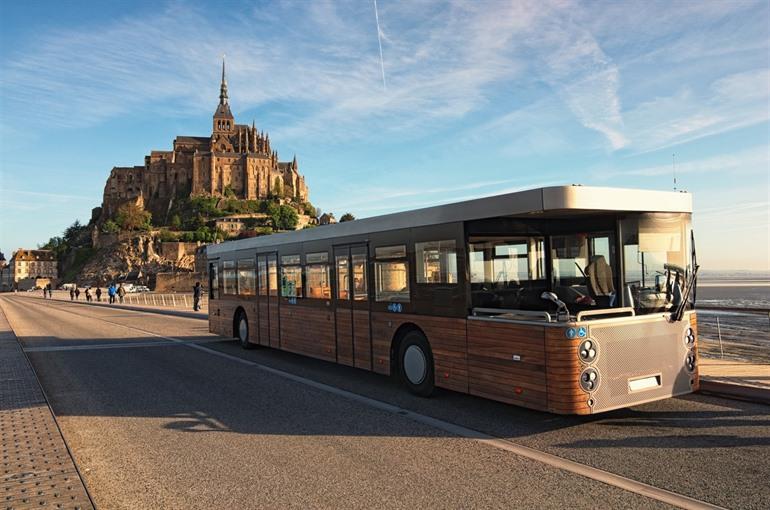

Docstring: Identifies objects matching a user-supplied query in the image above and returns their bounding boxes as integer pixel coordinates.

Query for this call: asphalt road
[1,295,768,509]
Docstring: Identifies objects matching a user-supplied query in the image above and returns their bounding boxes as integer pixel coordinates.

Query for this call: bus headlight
[685,353,697,373]
[683,327,695,347]
[578,339,598,363]
[580,368,600,392]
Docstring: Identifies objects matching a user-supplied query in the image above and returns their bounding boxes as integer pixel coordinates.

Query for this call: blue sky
[0,0,768,270]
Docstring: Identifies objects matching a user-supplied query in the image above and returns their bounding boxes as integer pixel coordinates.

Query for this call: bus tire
[398,330,434,397]
[235,310,253,349]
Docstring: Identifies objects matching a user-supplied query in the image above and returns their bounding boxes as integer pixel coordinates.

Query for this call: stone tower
[212,58,235,151]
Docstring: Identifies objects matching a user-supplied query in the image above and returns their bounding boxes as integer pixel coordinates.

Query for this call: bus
[206,185,699,415]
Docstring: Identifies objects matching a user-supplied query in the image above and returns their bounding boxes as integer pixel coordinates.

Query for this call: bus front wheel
[235,310,253,349]
[398,331,434,397]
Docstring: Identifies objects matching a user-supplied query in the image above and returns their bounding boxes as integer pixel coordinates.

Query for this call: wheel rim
[403,345,427,385]
[238,317,248,343]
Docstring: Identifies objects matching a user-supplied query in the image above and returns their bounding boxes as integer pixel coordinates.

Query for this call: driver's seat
[585,255,615,307]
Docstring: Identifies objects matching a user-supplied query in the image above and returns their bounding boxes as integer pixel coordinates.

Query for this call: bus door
[334,245,372,370]
[257,253,280,348]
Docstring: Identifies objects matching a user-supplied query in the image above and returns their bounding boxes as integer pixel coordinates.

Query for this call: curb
[698,380,770,405]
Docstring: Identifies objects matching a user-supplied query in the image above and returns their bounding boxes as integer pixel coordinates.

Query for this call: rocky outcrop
[78,233,184,286]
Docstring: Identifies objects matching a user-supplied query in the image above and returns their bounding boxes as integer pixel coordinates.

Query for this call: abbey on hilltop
[100,59,309,222]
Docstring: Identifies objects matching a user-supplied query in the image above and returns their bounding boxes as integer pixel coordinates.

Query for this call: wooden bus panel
[335,309,354,367]
[280,304,336,362]
[268,297,280,348]
[258,300,270,346]
[544,327,590,415]
[370,313,393,375]
[466,320,547,410]
[690,312,700,391]
[352,309,372,370]
[369,312,468,393]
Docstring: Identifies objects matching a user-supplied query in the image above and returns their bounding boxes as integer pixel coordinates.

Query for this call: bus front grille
[587,316,694,413]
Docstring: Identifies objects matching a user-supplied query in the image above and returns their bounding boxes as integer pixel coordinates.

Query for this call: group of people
[67,283,126,304]
[40,283,54,299]
[40,281,204,313]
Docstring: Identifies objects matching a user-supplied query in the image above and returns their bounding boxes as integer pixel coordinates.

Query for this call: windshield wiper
[672,264,699,322]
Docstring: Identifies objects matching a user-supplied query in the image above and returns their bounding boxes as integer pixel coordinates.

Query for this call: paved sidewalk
[0,305,93,510]
[699,357,770,404]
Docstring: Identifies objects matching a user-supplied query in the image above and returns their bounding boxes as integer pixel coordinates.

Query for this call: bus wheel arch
[391,324,435,397]
[233,307,253,349]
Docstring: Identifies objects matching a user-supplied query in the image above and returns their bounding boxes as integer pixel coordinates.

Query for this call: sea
[694,270,769,362]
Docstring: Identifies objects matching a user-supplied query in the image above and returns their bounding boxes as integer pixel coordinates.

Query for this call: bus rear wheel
[398,331,434,397]
[235,310,253,349]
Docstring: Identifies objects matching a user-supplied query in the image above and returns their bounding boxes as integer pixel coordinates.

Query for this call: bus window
[209,263,219,299]
[280,255,303,298]
[551,233,616,308]
[351,251,367,301]
[336,254,350,300]
[237,259,256,296]
[621,213,689,313]
[416,240,457,284]
[268,255,278,296]
[222,261,237,295]
[374,245,409,302]
[258,258,268,296]
[469,237,546,310]
[306,252,331,299]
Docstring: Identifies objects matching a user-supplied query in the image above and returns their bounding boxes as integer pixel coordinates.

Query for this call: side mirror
[541,291,559,303]
[541,291,570,321]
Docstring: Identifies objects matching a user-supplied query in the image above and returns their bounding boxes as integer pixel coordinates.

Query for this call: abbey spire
[213,56,234,135]
[219,57,229,105]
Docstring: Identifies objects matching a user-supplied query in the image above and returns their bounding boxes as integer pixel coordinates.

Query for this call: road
[1,295,768,509]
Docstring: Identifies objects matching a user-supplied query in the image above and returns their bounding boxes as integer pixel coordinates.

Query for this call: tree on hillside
[101,220,120,234]
[340,213,355,222]
[267,204,298,230]
[115,203,152,231]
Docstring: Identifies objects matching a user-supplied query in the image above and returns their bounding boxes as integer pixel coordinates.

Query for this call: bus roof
[207,185,692,257]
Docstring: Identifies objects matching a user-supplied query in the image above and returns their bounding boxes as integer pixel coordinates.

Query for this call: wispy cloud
[591,145,769,180]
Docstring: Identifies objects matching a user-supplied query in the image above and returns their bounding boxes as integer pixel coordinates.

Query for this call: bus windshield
[621,213,693,314]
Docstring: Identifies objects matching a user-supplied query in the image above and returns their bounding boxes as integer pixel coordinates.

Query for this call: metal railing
[123,292,208,309]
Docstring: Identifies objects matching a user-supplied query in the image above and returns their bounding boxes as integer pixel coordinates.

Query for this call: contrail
[373,0,387,91]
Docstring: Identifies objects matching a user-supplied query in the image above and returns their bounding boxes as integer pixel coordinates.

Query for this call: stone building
[100,60,309,223]
[9,249,58,287]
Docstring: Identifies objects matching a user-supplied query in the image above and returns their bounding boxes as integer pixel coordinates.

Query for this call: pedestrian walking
[193,281,202,311]
[107,284,115,304]
[69,288,75,301]
[85,288,92,302]
[74,288,80,300]
[42,287,46,298]
[95,287,102,302]
[46,283,52,299]
[118,283,126,303]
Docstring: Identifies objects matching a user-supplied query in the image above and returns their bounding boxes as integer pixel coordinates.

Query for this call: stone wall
[160,242,201,262]
[155,271,207,293]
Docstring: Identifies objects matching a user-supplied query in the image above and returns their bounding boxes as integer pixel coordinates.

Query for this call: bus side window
[222,261,237,295]
[209,263,219,299]
[258,258,268,296]
[351,251,367,301]
[306,252,330,299]
[237,259,256,296]
[416,240,457,284]
[280,254,303,298]
[374,245,409,302]
[336,254,350,300]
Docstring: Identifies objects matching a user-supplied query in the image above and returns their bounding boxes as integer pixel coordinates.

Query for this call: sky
[0,0,768,271]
